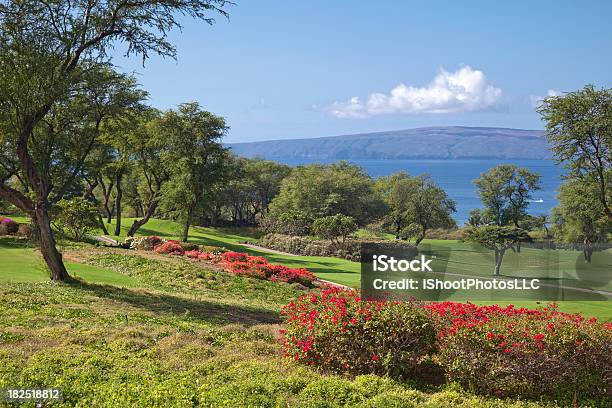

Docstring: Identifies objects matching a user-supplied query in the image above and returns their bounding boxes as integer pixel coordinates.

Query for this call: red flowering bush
[219,251,316,286]
[281,288,437,379]
[428,302,612,402]
[154,240,185,256]
[185,249,202,259]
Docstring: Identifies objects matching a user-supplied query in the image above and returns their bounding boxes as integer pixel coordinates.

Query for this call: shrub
[184,249,202,259]
[17,224,34,239]
[0,216,19,234]
[424,228,463,240]
[178,241,199,251]
[199,245,228,254]
[260,210,312,236]
[312,214,358,250]
[128,236,164,250]
[52,198,98,241]
[427,302,612,402]
[154,240,185,256]
[399,223,423,242]
[220,251,316,286]
[260,233,416,262]
[281,288,437,380]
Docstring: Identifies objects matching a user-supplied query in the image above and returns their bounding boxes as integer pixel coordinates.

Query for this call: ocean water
[276,158,565,225]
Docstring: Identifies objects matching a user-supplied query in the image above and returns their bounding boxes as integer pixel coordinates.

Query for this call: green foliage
[399,223,424,243]
[53,198,99,241]
[312,214,358,249]
[268,161,384,226]
[376,172,456,244]
[466,208,484,227]
[262,209,314,236]
[551,178,611,261]
[538,85,612,222]
[159,102,229,241]
[462,226,530,275]
[209,156,292,226]
[474,165,541,227]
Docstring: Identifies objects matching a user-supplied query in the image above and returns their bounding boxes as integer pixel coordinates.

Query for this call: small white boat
[528,198,544,203]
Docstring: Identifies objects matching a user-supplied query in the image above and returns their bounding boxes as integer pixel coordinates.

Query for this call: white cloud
[327,66,502,118]
[530,89,562,108]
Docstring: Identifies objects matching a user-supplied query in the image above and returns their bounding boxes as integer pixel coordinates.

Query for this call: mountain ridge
[227,126,551,160]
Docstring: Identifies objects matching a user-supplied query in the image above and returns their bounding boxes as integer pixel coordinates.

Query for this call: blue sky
[113,0,612,143]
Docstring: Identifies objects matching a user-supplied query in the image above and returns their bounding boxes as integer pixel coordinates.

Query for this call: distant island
[227,126,550,160]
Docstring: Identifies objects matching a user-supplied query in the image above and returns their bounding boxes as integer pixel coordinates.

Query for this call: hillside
[228,126,550,160]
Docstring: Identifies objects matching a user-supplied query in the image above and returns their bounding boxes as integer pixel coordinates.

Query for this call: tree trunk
[107,203,115,224]
[494,249,505,276]
[97,209,109,236]
[33,204,69,281]
[182,205,194,242]
[127,201,158,237]
[583,239,593,263]
[114,173,123,236]
[414,227,426,246]
[84,180,109,236]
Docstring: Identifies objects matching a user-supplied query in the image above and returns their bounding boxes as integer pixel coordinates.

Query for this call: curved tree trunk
[34,204,69,281]
[127,201,158,237]
[414,226,427,246]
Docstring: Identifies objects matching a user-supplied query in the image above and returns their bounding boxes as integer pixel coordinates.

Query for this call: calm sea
[276,158,565,225]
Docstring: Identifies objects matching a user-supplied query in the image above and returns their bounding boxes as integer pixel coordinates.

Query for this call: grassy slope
[0,239,562,407]
[101,218,612,321]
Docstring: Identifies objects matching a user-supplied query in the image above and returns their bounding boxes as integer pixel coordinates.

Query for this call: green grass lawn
[2,215,610,320]
[0,238,138,287]
[98,218,612,320]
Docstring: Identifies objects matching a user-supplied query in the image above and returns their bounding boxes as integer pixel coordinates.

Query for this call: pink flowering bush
[281,288,436,379]
[0,216,19,235]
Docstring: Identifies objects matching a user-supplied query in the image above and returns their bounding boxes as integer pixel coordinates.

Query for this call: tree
[159,102,228,242]
[538,85,612,221]
[553,178,611,262]
[399,223,424,243]
[0,66,144,280]
[125,111,171,236]
[474,165,541,228]
[0,0,230,281]
[466,208,484,227]
[269,162,384,226]
[463,226,530,275]
[53,197,98,242]
[312,214,358,250]
[261,209,312,236]
[206,156,290,226]
[376,172,456,245]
